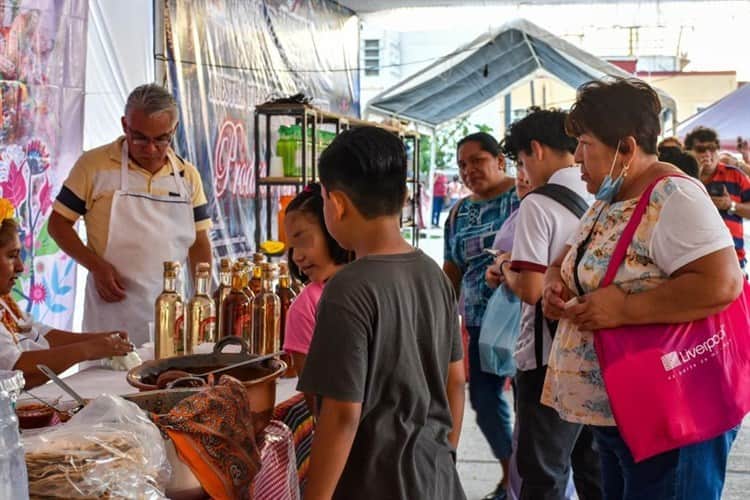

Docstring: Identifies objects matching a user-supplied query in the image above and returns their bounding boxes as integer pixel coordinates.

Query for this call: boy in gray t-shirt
[299,127,466,500]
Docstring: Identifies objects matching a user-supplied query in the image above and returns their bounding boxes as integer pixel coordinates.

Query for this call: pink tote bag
[594,175,750,462]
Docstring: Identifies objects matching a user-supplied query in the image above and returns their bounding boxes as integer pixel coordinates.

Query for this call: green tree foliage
[434,118,494,169]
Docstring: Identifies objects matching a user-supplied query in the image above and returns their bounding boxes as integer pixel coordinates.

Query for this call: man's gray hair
[125,84,178,120]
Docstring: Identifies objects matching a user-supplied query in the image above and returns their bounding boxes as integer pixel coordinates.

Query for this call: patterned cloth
[541,177,733,426]
[273,393,314,491]
[444,189,519,326]
[154,376,261,500]
[252,421,301,500]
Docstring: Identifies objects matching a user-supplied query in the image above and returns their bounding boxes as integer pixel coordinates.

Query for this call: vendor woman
[0,200,133,388]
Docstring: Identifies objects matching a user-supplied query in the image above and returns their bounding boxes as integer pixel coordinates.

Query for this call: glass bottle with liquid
[221,263,253,341]
[276,261,297,349]
[250,253,267,295]
[187,263,216,349]
[237,258,255,300]
[252,263,280,355]
[155,261,185,359]
[213,258,232,336]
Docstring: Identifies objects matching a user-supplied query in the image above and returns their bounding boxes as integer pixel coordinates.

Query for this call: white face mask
[595,141,630,202]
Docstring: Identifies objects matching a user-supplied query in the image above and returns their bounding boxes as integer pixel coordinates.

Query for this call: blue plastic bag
[479,284,521,377]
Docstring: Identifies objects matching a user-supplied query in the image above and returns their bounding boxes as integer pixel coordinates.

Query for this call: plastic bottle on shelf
[275,126,285,175]
[276,126,293,177]
[286,125,301,177]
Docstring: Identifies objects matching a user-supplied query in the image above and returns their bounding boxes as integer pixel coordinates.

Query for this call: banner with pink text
[162,0,359,261]
[0,1,86,329]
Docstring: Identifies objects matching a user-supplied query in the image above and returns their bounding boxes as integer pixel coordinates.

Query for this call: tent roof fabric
[367,19,677,127]
[677,83,749,150]
[336,0,704,14]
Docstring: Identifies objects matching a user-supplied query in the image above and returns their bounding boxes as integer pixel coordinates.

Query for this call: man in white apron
[48,84,213,346]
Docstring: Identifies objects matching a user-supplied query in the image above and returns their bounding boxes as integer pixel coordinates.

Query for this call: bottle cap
[163,261,181,272]
[261,262,278,280]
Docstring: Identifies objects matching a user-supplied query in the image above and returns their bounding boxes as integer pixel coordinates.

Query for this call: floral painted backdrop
[0,1,87,329]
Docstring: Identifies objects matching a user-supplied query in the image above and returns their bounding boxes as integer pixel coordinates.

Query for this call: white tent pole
[153,0,166,85]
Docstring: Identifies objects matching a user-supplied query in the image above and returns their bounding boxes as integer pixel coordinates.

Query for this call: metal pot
[125,337,286,434]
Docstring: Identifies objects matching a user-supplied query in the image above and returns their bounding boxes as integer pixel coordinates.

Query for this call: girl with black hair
[282,184,352,399]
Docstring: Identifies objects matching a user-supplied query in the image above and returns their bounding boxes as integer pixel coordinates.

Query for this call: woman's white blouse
[0,301,52,370]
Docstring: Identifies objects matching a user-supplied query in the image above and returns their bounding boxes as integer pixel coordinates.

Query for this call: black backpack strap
[535,301,559,368]
[530,182,587,367]
[530,183,588,219]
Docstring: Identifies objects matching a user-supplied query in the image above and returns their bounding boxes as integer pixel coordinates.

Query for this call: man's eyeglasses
[126,126,174,148]
[691,144,718,154]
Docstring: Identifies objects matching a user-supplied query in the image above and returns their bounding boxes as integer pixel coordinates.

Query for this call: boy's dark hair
[566,78,661,155]
[456,132,501,157]
[684,126,720,150]
[658,146,700,179]
[285,183,353,283]
[502,107,577,161]
[318,126,407,219]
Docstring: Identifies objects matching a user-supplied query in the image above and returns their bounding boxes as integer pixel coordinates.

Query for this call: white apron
[82,143,196,346]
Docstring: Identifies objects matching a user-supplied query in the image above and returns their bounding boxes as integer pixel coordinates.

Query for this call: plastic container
[277,194,295,244]
[276,126,294,176]
[0,370,29,499]
[15,400,56,429]
[289,125,304,176]
[269,156,284,177]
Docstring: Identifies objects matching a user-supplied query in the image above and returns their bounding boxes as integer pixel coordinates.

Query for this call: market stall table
[25,347,303,499]
[30,364,299,402]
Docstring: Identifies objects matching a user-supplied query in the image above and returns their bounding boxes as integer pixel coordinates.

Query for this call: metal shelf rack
[253,102,421,248]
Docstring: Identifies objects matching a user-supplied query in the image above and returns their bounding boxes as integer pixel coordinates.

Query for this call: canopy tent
[338,0,705,13]
[366,18,677,130]
[677,83,750,152]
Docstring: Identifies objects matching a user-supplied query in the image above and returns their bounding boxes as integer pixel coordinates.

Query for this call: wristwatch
[729,201,738,214]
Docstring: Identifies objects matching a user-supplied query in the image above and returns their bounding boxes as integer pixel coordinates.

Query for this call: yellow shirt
[53,137,212,257]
